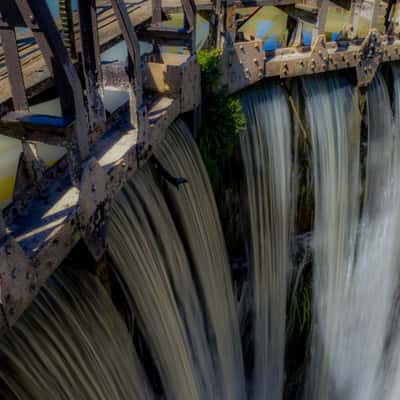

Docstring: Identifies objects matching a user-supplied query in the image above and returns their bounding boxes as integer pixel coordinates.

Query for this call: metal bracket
[223,39,264,93]
[280,34,328,77]
[356,29,382,87]
[78,158,110,261]
[0,238,37,332]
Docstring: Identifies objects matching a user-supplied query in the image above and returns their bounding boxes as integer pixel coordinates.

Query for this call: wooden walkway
[0,0,212,108]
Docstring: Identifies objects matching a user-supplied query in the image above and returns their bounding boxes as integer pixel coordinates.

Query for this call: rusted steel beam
[4,98,182,329]
[0,25,28,111]
[222,33,400,94]
[0,111,75,143]
[77,0,106,138]
[16,0,75,118]
[110,0,144,110]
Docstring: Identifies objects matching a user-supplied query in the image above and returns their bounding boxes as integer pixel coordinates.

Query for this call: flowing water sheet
[109,166,217,400]
[240,82,293,400]
[156,120,247,400]
[0,271,153,400]
[306,73,400,400]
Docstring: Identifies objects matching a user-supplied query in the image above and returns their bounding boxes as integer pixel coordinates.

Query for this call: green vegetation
[288,272,312,336]
[197,48,246,187]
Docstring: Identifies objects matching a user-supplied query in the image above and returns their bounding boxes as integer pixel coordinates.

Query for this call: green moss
[198,48,222,95]
[197,49,246,187]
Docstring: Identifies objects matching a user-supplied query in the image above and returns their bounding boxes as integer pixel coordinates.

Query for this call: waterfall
[109,120,244,400]
[156,120,247,400]
[4,70,400,400]
[240,82,293,400]
[0,271,153,400]
[305,73,400,400]
[109,168,214,400]
[304,75,361,400]
[376,64,400,400]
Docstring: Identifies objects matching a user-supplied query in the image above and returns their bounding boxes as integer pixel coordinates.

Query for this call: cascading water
[303,75,361,400]
[240,82,293,400]
[0,271,153,400]
[305,72,400,400]
[4,66,400,400]
[109,167,215,400]
[109,120,244,400]
[155,120,247,400]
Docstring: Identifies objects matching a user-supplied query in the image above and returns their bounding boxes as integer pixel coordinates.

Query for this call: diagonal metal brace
[356,30,383,87]
[110,0,145,131]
